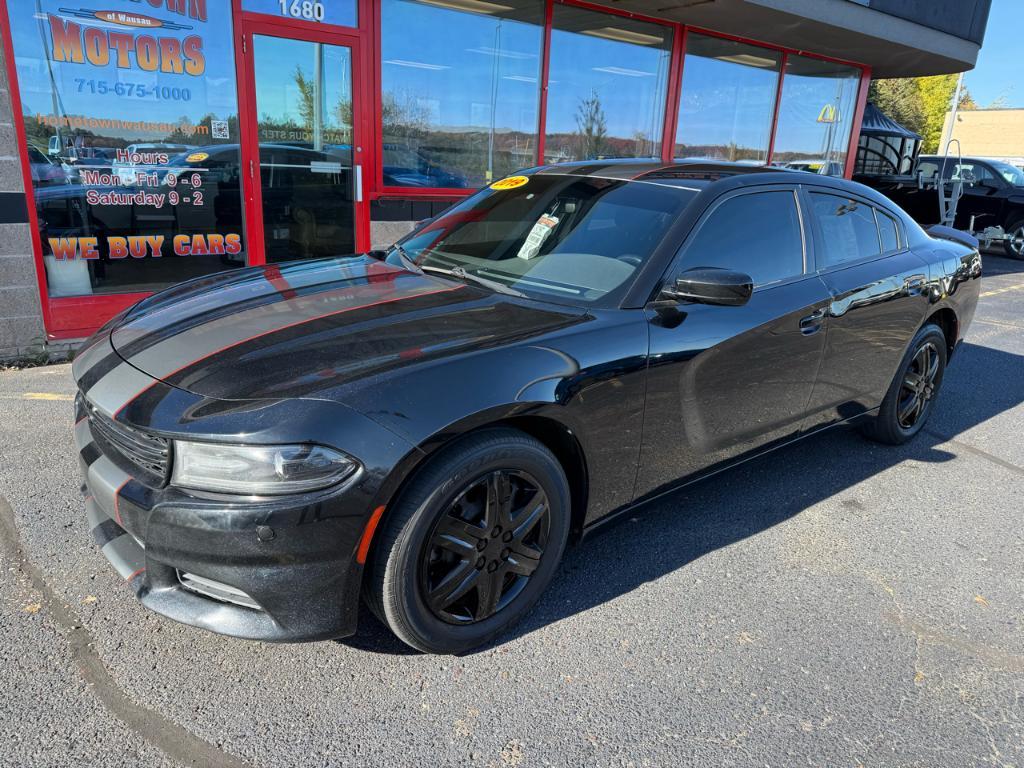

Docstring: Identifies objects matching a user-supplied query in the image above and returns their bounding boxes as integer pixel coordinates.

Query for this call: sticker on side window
[491,175,529,191]
[516,214,559,260]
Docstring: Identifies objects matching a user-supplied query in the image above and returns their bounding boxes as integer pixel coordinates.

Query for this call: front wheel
[861,323,947,445]
[365,428,570,654]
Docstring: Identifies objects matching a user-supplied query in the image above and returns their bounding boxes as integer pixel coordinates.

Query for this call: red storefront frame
[0,0,870,340]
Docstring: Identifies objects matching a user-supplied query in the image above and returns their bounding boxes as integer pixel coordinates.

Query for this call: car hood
[108,256,587,402]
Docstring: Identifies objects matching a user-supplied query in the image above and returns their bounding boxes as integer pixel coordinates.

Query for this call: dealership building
[0,0,990,356]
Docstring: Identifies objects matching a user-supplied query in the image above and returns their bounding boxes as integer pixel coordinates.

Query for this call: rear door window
[810,193,881,269]
[876,209,900,252]
[679,190,805,286]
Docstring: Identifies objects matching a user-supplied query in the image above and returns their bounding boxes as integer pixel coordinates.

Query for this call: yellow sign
[817,104,839,124]
[185,151,209,163]
[490,175,529,191]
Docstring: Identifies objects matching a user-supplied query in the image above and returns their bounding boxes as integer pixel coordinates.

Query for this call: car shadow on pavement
[980,253,1024,276]
[338,341,1023,656]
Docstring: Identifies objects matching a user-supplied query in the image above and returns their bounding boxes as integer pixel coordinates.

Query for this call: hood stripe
[93,283,463,417]
[112,259,406,360]
[72,335,114,381]
[86,363,164,419]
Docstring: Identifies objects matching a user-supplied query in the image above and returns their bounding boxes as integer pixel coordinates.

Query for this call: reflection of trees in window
[574,90,608,160]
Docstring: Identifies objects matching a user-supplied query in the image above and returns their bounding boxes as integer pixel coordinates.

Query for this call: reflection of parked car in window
[383,143,468,188]
[871,155,1024,259]
[778,159,845,176]
[166,142,355,264]
[61,148,116,183]
[28,145,69,186]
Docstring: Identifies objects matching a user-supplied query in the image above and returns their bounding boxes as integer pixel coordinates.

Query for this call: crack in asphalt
[923,429,1024,476]
[0,493,254,768]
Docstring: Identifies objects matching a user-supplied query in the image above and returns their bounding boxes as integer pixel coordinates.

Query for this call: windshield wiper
[389,243,423,274]
[421,264,526,297]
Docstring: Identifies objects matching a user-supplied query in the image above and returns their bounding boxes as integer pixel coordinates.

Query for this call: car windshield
[990,160,1024,186]
[388,174,697,306]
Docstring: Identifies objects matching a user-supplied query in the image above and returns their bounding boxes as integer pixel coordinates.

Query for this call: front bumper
[75,409,368,643]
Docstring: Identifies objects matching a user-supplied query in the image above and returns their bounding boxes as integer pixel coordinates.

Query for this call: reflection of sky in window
[253,36,352,131]
[381,0,542,134]
[773,57,860,159]
[545,21,671,139]
[674,38,780,157]
[7,0,239,126]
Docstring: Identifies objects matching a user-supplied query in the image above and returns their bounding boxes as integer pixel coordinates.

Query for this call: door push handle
[354,164,363,203]
[799,308,827,335]
[904,275,926,295]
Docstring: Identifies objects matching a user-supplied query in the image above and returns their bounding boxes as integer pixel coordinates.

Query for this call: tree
[868,78,926,137]
[916,74,960,153]
[574,90,608,160]
[959,86,978,110]
[869,75,977,153]
[294,65,316,132]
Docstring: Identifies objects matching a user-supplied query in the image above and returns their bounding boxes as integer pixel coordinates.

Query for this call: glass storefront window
[381,0,544,189]
[674,34,781,163]
[5,1,245,298]
[544,6,672,164]
[242,0,358,28]
[771,55,861,176]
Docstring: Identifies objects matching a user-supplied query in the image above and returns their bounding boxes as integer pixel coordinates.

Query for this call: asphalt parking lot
[1,255,1022,768]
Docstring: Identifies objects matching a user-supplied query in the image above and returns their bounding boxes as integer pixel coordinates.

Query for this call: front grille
[84,398,170,482]
[177,571,261,610]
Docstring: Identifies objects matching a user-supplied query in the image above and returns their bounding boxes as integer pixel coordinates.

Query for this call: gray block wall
[0,34,46,361]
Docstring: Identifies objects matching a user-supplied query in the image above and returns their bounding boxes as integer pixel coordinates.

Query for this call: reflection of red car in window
[28,145,69,187]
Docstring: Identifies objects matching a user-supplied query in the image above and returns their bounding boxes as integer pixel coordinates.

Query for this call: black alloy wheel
[861,323,947,445]
[365,428,570,654]
[420,470,550,624]
[896,340,941,429]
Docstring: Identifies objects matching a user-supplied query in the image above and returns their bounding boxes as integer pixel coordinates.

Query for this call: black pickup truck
[859,155,1024,259]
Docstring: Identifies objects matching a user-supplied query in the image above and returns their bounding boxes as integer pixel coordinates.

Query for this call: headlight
[171,441,357,495]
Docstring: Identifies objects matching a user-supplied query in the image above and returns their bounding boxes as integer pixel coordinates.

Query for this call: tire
[365,428,571,654]
[861,323,947,445]
[1003,217,1024,259]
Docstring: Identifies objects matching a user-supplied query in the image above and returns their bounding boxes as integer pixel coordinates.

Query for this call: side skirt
[578,407,881,541]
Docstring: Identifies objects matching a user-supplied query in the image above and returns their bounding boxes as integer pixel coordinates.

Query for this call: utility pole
[941,71,966,155]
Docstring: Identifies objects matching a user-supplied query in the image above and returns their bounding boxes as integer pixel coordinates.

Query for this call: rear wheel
[1003,217,1024,259]
[366,428,570,654]
[861,323,947,445]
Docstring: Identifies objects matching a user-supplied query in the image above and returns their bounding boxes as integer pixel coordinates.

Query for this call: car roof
[918,155,995,164]
[528,158,867,196]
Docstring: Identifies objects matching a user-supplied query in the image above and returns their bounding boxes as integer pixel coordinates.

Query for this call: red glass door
[237,21,370,265]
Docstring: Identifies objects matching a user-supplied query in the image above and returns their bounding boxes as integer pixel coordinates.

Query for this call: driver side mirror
[662,268,754,307]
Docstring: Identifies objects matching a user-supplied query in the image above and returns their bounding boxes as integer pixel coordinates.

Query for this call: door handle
[354,164,363,203]
[799,308,827,335]
[904,275,926,295]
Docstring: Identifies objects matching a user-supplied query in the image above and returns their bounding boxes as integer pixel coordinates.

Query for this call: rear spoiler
[926,224,979,250]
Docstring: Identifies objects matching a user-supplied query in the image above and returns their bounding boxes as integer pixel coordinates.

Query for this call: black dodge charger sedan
[73,161,981,654]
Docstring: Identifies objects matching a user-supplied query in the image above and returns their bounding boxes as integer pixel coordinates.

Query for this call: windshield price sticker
[491,175,529,191]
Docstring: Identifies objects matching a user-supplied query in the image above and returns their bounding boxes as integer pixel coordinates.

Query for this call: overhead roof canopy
[587,0,986,77]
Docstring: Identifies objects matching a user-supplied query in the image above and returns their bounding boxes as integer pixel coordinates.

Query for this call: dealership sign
[5,0,246,297]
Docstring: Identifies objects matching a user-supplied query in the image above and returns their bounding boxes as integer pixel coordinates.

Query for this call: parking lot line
[979,281,1024,298]
[0,392,74,401]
